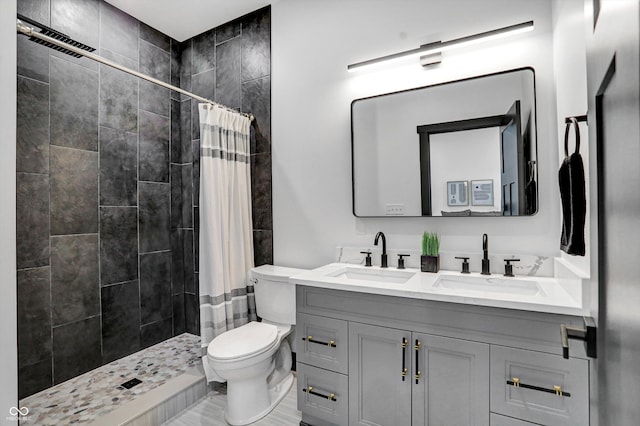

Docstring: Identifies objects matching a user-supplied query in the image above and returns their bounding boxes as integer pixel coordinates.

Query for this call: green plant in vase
[421,231,440,273]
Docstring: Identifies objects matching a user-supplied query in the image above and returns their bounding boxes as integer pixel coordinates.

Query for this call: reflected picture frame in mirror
[351,67,538,218]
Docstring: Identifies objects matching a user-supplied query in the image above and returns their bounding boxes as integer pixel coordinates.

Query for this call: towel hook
[564,117,581,157]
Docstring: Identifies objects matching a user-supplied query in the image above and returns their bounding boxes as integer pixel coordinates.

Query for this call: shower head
[17,14,95,58]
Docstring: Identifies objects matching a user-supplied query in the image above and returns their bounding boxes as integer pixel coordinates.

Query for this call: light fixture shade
[347,20,534,72]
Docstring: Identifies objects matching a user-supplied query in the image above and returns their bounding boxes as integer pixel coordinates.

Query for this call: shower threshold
[20,333,206,425]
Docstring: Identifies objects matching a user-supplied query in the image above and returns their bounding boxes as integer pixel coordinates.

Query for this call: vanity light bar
[347,20,534,72]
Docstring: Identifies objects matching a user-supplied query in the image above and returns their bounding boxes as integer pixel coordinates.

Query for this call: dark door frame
[416,114,511,216]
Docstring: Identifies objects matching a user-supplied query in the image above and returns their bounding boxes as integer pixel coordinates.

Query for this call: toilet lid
[208,322,278,360]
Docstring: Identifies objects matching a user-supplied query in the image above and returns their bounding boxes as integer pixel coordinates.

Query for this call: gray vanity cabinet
[296,285,590,426]
[348,324,489,426]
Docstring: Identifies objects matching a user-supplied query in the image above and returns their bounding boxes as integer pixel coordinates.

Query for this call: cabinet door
[349,323,412,426]
[412,333,490,426]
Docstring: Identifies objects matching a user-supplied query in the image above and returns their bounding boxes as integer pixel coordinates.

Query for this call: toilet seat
[208,322,279,362]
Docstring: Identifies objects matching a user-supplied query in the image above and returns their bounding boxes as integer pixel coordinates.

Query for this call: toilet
[205,265,306,425]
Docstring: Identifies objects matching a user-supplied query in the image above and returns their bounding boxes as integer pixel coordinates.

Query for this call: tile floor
[165,376,301,426]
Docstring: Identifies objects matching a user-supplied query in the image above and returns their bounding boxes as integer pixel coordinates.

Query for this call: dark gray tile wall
[101,280,141,362]
[50,235,100,326]
[16,0,185,399]
[52,316,102,384]
[50,56,99,151]
[99,127,137,206]
[50,146,99,235]
[100,207,138,285]
[16,1,272,399]
[16,77,49,174]
[178,6,272,334]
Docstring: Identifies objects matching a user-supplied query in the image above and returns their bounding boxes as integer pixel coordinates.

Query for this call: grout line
[16,171,49,177]
[240,74,271,85]
[51,313,102,330]
[101,279,139,288]
[47,44,54,388]
[97,6,104,363]
[50,233,99,239]
[137,28,143,345]
[16,73,50,85]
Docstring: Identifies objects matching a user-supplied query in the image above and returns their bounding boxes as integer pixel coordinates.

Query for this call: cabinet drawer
[297,313,348,374]
[297,363,348,426]
[490,346,588,426]
[490,413,539,425]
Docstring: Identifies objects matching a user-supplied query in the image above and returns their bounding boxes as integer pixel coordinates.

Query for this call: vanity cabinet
[348,323,489,426]
[296,285,590,426]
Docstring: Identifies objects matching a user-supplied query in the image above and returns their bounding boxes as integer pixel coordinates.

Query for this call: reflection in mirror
[351,68,537,217]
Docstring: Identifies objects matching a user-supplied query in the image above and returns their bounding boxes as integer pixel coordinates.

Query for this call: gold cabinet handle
[401,338,408,382]
[505,379,571,397]
[302,385,337,401]
[414,339,422,384]
[302,335,337,348]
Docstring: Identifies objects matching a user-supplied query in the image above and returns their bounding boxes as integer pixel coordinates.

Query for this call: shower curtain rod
[16,18,254,121]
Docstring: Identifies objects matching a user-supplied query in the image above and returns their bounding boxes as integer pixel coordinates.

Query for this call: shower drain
[119,378,142,389]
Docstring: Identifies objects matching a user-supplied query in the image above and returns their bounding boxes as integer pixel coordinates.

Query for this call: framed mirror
[351,68,537,217]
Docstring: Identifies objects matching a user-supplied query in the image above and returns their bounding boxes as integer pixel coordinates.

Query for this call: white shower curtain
[198,104,256,355]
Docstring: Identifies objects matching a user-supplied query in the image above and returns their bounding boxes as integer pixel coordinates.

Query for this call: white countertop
[290,262,586,316]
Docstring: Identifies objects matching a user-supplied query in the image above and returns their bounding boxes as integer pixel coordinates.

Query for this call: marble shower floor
[20,333,202,425]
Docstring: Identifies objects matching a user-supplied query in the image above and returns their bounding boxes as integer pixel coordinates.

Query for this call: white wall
[551,0,590,276]
[0,0,18,422]
[272,0,558,269]
[430,128,502,215]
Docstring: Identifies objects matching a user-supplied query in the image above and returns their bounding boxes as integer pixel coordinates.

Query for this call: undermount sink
[327,266,416,284]
[433,275,545,296]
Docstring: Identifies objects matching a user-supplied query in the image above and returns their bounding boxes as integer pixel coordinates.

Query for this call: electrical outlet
[385,203,405,215]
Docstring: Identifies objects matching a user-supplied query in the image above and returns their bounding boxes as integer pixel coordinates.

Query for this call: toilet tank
[251,265,307,325]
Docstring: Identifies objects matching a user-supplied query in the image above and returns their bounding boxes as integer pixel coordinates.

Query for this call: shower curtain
[198,104,256,355]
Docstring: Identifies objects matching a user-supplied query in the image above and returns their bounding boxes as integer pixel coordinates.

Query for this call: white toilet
[205,265,306,425]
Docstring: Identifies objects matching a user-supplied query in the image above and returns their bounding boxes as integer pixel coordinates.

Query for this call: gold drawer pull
[401,367,408,378]
[302,336,337,348]
[302,386,337,401]
[505,379,571,397]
